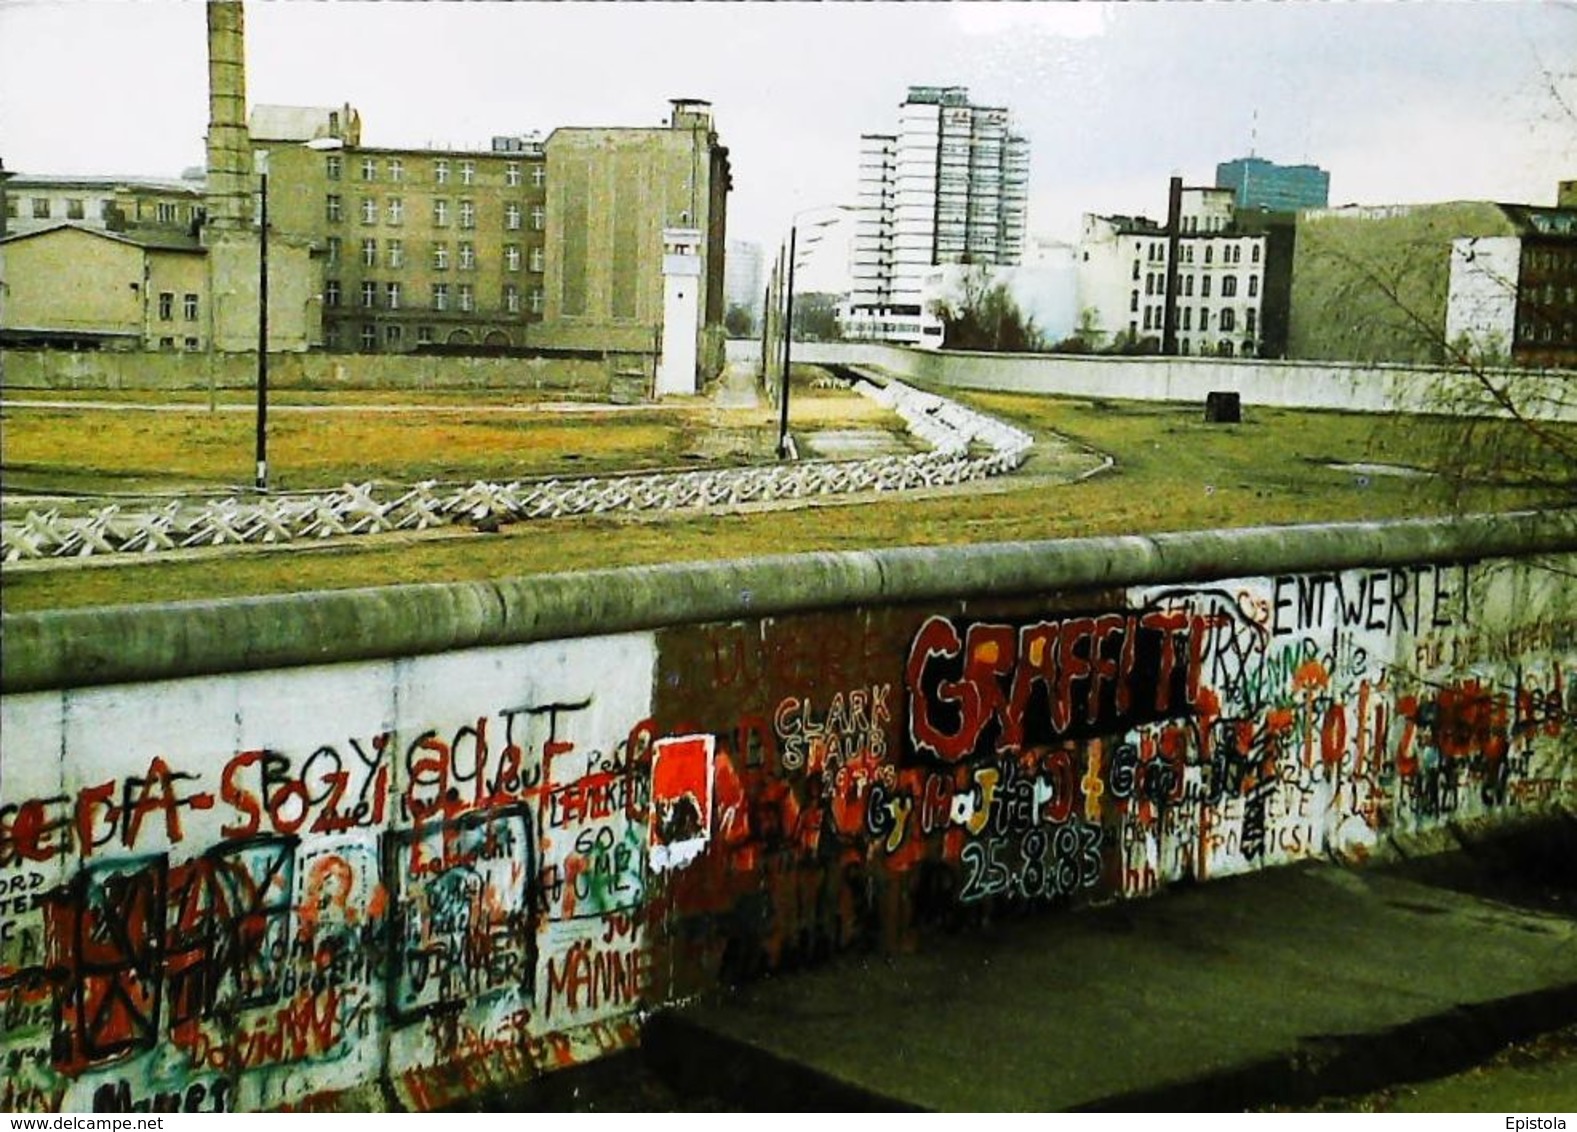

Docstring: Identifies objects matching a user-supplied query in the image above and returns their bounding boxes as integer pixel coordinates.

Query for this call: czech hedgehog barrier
[2,511,1575,1111]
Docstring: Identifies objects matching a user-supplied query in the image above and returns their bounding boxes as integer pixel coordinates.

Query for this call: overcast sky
[2,0,1573,289]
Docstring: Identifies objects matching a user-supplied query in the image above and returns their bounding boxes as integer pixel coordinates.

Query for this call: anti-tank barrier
[1,377,1031,564]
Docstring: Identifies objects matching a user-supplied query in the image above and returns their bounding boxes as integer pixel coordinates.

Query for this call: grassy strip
[0,383,892,495]
[5,391,1564,614]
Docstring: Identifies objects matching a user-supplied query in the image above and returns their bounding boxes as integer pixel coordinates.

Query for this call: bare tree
[931,264,1046,352]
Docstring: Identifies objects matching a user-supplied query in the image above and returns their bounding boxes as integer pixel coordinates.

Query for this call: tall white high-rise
[844,86,1030,346]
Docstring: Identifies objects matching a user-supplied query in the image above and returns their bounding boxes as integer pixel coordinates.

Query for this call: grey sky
[2,0,1573,289]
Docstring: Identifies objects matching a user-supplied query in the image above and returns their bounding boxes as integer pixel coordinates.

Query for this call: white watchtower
[657,226,703,396]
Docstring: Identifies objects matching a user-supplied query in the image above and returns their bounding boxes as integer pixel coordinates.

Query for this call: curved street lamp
[777,205,849,459]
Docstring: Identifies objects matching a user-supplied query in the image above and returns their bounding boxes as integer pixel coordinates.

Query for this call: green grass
[2,386,1568,614]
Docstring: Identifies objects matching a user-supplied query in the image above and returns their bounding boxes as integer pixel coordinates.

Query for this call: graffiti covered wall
[0,637,658,1112]
[2,530,1574,1110]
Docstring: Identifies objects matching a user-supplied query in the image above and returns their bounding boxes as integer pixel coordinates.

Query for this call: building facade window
[1252,244,1262,263]
[361,197,377,225]
[184,337,200,351]
[1183,275,1194,297]
[434,159,449,185]
[327,195,343,223]
[505,284,521,313]
[158,202,178,223]
[326,236,341,265]
[385,324,403,347]
[1130,290,1139,312]
[388,158,404,182]
[459,242,475,270]
[432,283,449,311]
[1221,275,1237,297]
[1220,308,1236,332]
[460,160,475,186]
[506,162,521,187]
[1201,276,1212,298]
[361,157,377,181]
[529,246,544,272]
[1198,307,1209,331]
[387,197,404,225]
[417,325,433,345]
[434,199,449,227]
[361,324,377,350]
[432,242,449,270]
[66,199,85,219]
[506,202,522,230]
[362,238,377,267]
[1246,308,1257,334]
[458,283,475,312]
[326,325,341,349]
[160,337,176,350]
[326,155,342,181]
[529,288,543,314]
[326,280,341,308]
[1248,275,1259,297]
[459,200,475,229]
[361,280,378,308]
[1181,307,1192,330]
[530,204,544,230]
[1142,307,1152,331]
[531,165,545,188]
[31,198,51,219]
[505,244,521,272]
[388,239,404,269]
[158,292,174,320]
[386,282,402,310]
[183,293,198,320]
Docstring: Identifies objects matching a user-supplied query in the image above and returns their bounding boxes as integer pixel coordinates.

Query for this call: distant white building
[843,85,1030,348]
[724,239,764,326]
[1076,186,1268,357]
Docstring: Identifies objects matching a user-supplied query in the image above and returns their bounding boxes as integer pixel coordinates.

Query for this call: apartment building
[251,105,549,353]
[844,85,1030,347]
[1436,204,1575,368]
[2,172,207,239]
[1077,186,1273,358]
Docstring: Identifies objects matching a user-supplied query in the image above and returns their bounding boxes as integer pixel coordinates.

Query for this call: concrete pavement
[643,820,1577,1111]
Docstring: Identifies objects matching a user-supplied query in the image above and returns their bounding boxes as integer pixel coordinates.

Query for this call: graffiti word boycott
[906,611,1224,761]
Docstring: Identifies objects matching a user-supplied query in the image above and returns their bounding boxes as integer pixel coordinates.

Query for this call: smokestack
[1162,175,1182,356]
[206,0,252,235]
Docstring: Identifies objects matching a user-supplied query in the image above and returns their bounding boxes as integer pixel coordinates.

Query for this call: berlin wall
[726,339,1577,421]
[2,513,1574,1111]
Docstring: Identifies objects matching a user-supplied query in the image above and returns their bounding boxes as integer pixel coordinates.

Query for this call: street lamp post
[254,150,270,492]
[777,223,800,458]
[776,206,847,460]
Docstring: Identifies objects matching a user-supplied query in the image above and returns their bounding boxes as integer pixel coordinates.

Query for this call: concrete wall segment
[1,513,1574,1111]
[5,511,1574,695]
